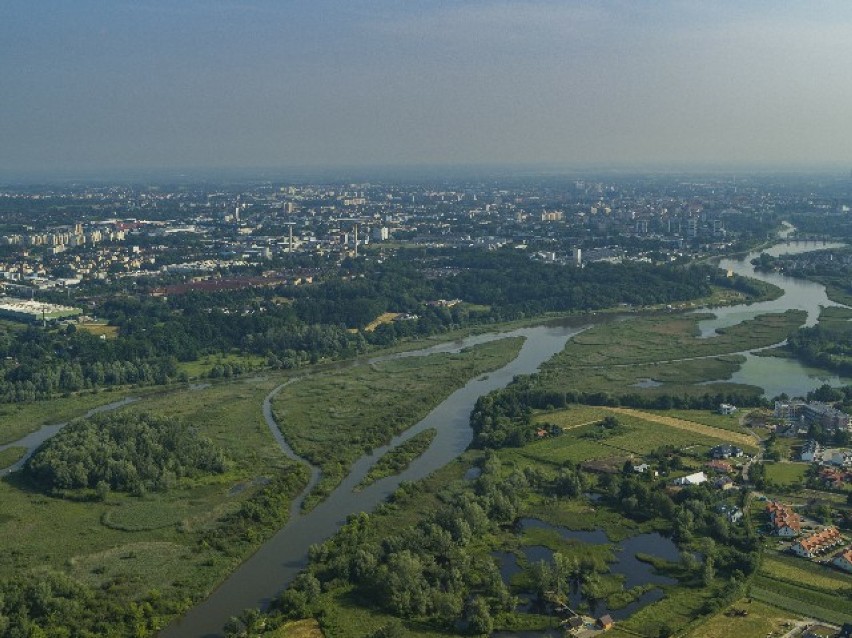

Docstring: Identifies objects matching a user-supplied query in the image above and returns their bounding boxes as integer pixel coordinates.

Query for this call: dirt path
[606,407,756,448]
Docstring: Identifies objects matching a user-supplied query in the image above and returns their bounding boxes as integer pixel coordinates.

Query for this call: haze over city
[3,0,852,178]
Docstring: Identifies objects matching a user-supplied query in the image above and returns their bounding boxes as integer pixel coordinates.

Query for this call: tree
[465,597,493,636]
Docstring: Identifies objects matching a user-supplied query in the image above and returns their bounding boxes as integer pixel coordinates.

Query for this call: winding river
[161,322,590,638]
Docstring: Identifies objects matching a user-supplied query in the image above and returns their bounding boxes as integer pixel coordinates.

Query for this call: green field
[176,352,268,378]
[0,446,25,468]
[751,574,851,624]
[546,310,806,369]
[0,389,142,445]
[764,462,808,487]
[645,409,748,434]
[521,406,756,470]
[272,337,525,508]
[760,554,852,594]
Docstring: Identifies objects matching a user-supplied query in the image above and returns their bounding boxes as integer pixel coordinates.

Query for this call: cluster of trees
[0,569,179,638]
[787,323,852,376]
[0,325,183,403]
[25,412,227,495]
[434,251,717,317]
[202,467,310,556]
[274,454,520,635]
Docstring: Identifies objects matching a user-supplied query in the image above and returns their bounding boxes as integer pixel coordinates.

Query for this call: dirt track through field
[606,407,756,448]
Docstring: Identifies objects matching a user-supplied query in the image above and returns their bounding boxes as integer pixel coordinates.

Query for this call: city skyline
[3,1,852,177]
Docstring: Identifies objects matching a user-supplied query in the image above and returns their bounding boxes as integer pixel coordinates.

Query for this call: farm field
[606,408,757,450]
[751,574,851,625]
[511,406,758,471]
[760,554,852,594]
[645,408,749,434]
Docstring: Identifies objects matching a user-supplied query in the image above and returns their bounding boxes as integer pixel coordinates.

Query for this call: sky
[2,0,852,176]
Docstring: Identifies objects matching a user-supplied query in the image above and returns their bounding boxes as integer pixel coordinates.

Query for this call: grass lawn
[176,352,268,379]
[764,462,808,488]
[682,599,800,638]
[77,322,119,339]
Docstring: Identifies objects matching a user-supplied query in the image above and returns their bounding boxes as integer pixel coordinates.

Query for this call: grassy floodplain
[272,337,525,508]
[0,389,142,445]
[533,310,806,399]
[0,373,310,630]
[0,446,25,468]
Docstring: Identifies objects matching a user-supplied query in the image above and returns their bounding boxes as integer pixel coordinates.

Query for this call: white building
[674,472,707,486]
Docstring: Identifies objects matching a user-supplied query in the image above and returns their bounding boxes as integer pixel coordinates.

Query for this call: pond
[492,518,680,625]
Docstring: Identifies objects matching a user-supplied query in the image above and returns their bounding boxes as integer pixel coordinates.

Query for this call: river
[694,238,851,397]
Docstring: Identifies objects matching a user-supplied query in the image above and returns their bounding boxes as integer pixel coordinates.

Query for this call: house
[766,501,802,537]
[713,476,736,491]
[716,504,743,523]
[567,616,584,630]
[719,403,738,415]
[632,463,657,476]
[833,547,852,573]
[801,439,821,462]
[596,614,614,630]
[706,459,733,473]
[790,527,844,558]
[710,444,743,460]
[674,471,707,486]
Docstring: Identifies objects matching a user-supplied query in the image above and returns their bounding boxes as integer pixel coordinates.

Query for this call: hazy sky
[2,1,851,175]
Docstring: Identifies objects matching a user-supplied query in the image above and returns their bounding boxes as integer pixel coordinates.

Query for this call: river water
[694,239,851,397]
